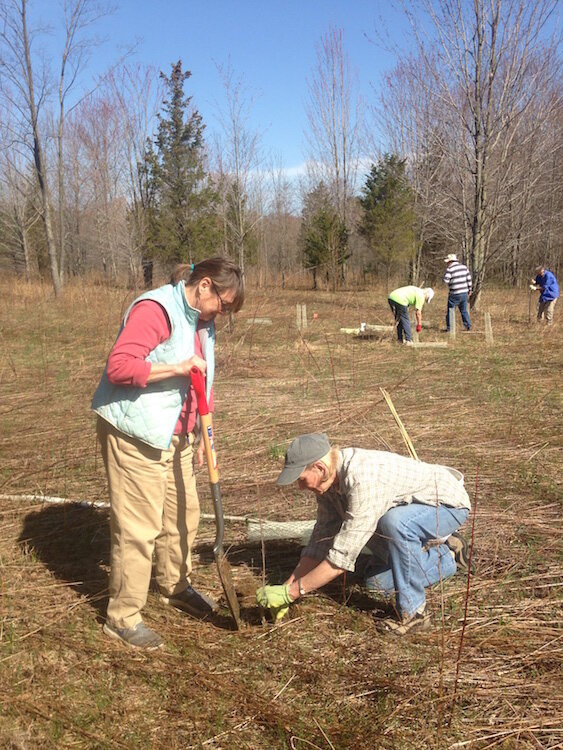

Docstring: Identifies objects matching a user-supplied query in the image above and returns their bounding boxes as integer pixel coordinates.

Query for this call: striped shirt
[443,261,472,295]
[302,448,471,572]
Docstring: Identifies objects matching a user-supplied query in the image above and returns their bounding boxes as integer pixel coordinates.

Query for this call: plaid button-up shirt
[302,448,471,572]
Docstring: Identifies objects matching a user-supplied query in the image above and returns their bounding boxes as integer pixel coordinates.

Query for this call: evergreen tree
[359,154,415,285]
[143,61,219,267]
[300,182,348,290]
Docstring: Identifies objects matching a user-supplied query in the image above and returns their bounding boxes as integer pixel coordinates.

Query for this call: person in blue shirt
[531,266,559,325]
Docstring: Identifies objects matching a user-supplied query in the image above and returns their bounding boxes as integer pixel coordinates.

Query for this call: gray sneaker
[160,585,218,619]
[103,620,164,650]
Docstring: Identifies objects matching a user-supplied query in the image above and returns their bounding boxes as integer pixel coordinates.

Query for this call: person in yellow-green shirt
[388,286,434,344]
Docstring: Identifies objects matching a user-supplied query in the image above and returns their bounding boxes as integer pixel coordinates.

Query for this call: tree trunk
[142,259,153,288]
[21,0,61,295]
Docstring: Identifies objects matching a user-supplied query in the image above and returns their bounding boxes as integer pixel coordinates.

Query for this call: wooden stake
[296,303,308,332]
[380,388,419,461]
[484,312,493,344]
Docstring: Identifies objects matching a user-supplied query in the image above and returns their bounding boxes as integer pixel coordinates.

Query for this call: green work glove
[256,584,293,622]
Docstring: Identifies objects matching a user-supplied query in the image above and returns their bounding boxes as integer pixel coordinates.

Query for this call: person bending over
[387,285,434,344]
[257,433,471,635]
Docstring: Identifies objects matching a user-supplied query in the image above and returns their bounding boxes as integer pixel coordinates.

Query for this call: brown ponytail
[170,256,245,313]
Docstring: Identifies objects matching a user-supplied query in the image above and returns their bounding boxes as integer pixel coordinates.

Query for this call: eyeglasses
[211,280,233,314]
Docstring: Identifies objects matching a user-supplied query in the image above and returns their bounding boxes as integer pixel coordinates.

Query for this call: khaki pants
[537,299,557,324]
[97,417,200,629]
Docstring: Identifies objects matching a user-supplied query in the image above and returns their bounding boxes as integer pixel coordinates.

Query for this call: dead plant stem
[449,463,479,725]
[324,333,342,421]
[313,717,336,750]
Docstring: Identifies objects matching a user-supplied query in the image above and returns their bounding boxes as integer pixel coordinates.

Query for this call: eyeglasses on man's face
[211,280,233,314]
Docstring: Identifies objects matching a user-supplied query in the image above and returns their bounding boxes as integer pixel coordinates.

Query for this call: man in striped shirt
[442,253,472,331]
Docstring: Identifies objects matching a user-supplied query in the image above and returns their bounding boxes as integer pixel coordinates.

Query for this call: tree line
[0,0,560,302]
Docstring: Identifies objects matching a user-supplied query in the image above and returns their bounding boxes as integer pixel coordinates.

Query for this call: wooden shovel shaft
[199,412,224,555]
[199,412,219,485]
[190,367,240,629]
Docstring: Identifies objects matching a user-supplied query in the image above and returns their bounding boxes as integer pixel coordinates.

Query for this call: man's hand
[256,584,293,621]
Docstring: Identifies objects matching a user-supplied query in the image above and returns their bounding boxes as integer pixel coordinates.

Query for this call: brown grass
[0,276,561,749]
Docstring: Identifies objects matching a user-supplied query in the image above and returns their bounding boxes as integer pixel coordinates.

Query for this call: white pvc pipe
[1,486,462,549]
[0,493,250,523]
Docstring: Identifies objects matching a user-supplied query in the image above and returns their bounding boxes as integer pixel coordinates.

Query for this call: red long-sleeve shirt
[106,300,214,435]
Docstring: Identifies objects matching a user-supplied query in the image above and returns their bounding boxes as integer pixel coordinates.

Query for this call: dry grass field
[1,276,561,749]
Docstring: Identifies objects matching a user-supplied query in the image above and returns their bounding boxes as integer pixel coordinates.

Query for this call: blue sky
[36,0,412,173]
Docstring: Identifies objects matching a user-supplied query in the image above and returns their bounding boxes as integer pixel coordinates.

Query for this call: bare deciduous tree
[375,54,447,284]
[0,96,43,278]
[212,61,263,274]
[263,153,298,282]
[0,0,111,295]
[0,141,41,278]
[304,24,363,288]
[55,0,111,283]
[106,63,163,283]
[398,0,561,305]
[0,0,60,292]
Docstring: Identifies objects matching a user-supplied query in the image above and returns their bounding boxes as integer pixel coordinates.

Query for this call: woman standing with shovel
[93,257,244,649]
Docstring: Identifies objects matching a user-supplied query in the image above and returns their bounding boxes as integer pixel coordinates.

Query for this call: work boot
[103,620,164,650]
[447,532,471,570]
[375,605,431,636]
[160,584,218,619]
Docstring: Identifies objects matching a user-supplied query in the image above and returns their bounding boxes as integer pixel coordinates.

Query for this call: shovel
[190,366,241,630]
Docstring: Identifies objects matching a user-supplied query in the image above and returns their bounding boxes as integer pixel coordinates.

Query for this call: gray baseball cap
[276,433,331,485]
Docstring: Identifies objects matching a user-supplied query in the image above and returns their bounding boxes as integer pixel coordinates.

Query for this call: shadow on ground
[18,503,110,618]
[17,505,389,633]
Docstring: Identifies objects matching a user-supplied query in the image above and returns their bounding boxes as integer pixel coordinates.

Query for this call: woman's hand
[196,439,205,467]
[178,355,207,378]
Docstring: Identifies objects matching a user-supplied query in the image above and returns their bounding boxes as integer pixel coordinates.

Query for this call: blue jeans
[388,299,412,342]
[446,293,471,330]
[363,503,470,618]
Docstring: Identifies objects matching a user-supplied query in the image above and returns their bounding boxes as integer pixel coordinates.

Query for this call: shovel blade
[215,550,240,629]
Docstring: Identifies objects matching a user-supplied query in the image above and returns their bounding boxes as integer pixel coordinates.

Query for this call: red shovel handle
[190,366,209,416]
[190,366,218,481]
